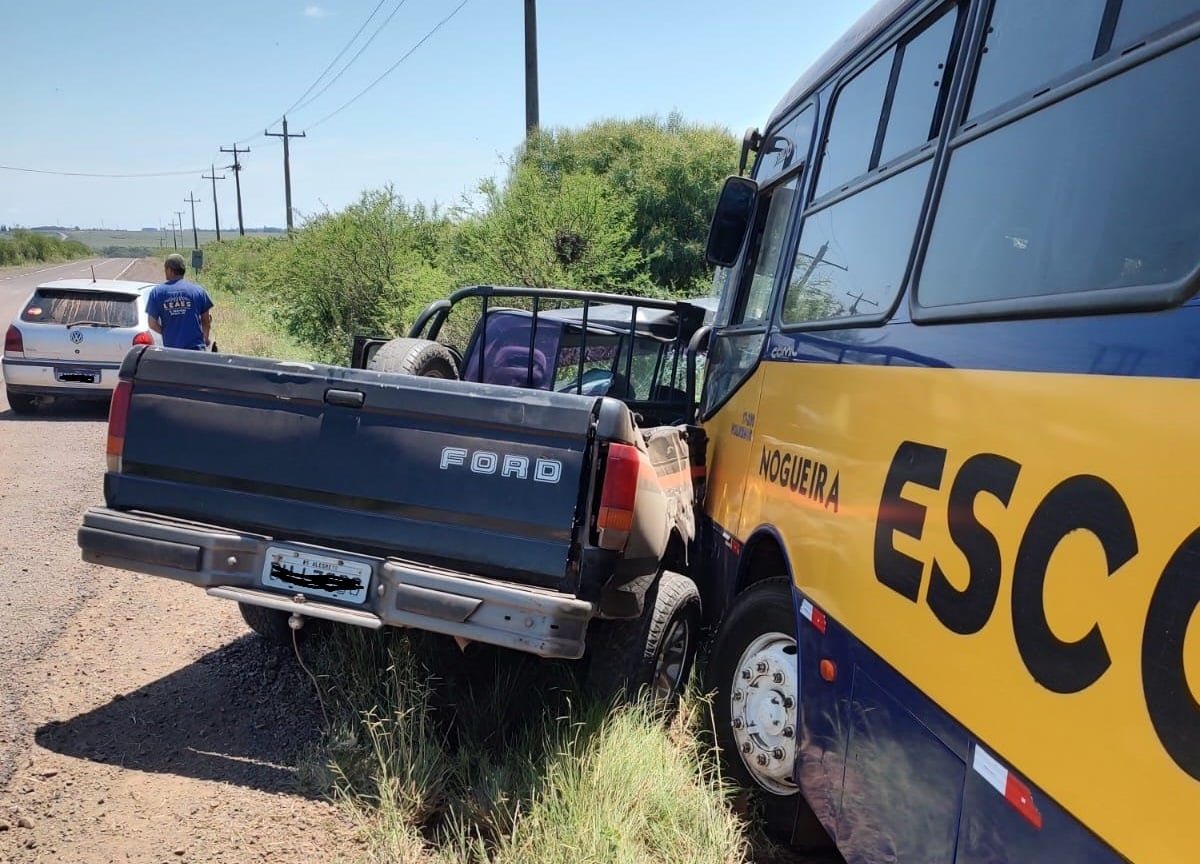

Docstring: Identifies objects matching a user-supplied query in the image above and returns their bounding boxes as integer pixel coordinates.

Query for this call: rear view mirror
[705,176,758,268]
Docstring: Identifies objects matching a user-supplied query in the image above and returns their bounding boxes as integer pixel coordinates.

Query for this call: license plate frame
[261,546,372,604]
[56,368,98,384]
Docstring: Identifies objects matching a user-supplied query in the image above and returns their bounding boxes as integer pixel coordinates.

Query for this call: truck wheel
[368,337,458,379]
[6,388,36,415]
[707,577,822,842]
[238,602,330,646]
[586,570,701,704]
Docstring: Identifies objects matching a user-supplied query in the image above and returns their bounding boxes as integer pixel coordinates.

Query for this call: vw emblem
[70,330,84,344]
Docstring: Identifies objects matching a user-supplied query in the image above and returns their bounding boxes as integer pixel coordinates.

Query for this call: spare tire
[368,337,459,379]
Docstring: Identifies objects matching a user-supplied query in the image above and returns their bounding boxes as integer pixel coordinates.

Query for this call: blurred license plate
[56,368,97,383]
[261,546,372,604]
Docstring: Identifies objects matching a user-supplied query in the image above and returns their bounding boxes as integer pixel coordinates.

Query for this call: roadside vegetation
[191,114,774,863]
[0,229,92,266]
[199,114,737,362]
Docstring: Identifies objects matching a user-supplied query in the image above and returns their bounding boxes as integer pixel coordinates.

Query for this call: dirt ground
[0,259,365,863]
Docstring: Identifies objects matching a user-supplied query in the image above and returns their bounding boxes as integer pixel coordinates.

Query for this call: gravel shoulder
[0,258,365,864]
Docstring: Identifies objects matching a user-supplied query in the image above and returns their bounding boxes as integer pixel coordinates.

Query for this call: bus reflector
[598,442,640,550]
[106,380,133,473]
[973,746,1044,829]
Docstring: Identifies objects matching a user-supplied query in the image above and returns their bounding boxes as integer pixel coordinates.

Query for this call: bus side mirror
[705,176,758,268]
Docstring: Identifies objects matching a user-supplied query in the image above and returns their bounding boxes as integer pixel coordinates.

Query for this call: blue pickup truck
[78,285,713,700]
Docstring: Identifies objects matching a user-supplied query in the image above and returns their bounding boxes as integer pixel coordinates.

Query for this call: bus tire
[587,570,702,705]
[707,576,825,843]
[367,337,458,379]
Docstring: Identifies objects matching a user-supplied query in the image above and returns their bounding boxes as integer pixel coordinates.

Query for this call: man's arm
[148,316,163,335]
[200,311,212,345]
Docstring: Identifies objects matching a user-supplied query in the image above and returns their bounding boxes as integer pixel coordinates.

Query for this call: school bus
[699,1,1200,862]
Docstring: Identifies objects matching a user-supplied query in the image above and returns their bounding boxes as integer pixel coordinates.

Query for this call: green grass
[294,629,751,864]
[204,280,315,361]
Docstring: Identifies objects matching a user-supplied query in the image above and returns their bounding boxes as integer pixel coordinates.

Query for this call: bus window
[1111,0,1200,50]
[782,162,932,325]
[814,52,893,197]
[967,0,1107,119]
[878,6,959,165]
[918,36,1200,310]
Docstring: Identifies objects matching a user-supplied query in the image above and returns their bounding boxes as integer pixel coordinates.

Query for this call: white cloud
[303,5,327,17]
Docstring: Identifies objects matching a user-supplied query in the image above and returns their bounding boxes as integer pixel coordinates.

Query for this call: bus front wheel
[708,577,804,834]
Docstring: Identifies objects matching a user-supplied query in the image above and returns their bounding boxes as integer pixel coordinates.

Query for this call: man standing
[147,253,214,350]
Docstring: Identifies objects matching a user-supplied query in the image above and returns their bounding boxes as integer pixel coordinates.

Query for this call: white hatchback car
[3,278,160,413]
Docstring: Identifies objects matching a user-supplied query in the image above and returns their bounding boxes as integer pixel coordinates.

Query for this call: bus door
[702,107,815,611]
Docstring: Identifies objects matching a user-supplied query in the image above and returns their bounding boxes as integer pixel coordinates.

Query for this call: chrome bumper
[78,507,595,659]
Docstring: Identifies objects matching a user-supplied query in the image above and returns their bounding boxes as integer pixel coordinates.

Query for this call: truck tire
[238,602,331,646]
[6,388,36,415]
[586,570,701,704]
[706,577,828,846]
[367,337,458,379]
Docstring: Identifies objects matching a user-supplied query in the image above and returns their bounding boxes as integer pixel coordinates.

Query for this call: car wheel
[238,602,332,647]
[367,337,458,379]
[6,388,36,415]
[587,570,701,705]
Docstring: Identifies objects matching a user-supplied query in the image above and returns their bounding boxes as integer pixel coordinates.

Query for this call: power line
[291,0,413,118]
[276,0,392,123]
[223,0,403,150]
[306,0,470,132]
[0,164,207,178]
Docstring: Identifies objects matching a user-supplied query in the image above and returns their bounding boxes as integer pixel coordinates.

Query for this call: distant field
[0,227,286,254]
[61,228,286,253]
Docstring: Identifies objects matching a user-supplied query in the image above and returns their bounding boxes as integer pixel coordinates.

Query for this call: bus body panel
[732,356,1195,862]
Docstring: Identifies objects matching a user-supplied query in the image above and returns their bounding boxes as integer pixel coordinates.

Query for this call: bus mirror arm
[686,324,712,421]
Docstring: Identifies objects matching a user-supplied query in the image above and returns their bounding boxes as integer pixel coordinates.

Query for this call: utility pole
[175,210,185,252]
[266,116,305,233]
[169,219,178,250]
[184,193,201,249]
[202,164,225,242]
[525,0,539,136]
[220,144,250,236]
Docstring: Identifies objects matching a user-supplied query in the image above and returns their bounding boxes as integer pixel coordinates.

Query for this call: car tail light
[106,380,133,473]
[597,442,642,550]
[4,325,23,355]
[131,331,154,346]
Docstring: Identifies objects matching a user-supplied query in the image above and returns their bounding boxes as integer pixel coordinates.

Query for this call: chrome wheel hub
[729,631,799,795]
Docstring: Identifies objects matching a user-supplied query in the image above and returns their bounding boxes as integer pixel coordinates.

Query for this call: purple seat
[486,345,548,388]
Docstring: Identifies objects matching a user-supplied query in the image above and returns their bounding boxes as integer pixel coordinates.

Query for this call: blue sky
[1,1,876,231]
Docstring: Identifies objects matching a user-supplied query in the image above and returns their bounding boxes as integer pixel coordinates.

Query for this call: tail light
[597,442,642,550]
[4,325,23,355]
[131,331,154,346]
[106,380,133,473]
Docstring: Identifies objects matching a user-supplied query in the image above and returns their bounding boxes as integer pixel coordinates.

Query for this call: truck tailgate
[106,348,600,592]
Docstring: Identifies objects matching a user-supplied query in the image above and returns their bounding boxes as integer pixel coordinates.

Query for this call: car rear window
[20,289,138,327]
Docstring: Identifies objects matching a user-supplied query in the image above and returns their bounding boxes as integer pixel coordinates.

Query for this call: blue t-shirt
[146,278,213,350]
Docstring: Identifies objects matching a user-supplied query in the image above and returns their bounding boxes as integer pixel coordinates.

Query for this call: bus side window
[967,0,1107,120]
[786,6,959,326]
[1111,0,1200,50]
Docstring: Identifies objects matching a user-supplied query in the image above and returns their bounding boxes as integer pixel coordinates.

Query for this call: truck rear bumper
[79,507,595,659]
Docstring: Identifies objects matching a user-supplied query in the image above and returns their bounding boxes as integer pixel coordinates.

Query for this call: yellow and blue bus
[699,1,1200,862]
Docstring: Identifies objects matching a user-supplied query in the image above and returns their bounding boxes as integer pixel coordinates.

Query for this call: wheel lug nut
[756,661,768,673]
[783,726,794,738]
[741,669,752,680]
[783,697,794,709]
[732,718,743,729]
[756,754,769,766]
[773,748,785,760]
[733,690,744,702]
[772,672,784,683]
[741,742,752,754]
